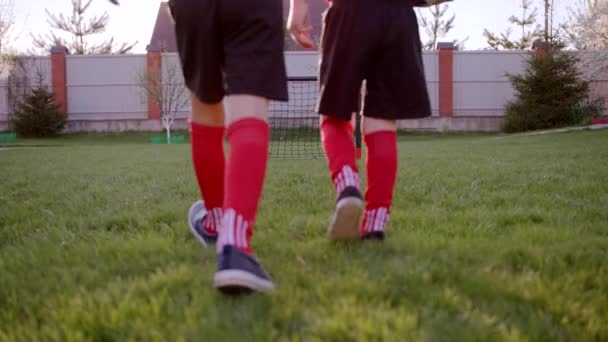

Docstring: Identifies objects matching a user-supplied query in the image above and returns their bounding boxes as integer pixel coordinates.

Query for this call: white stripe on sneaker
[241,216,247,248]
[235,214,242,248]
[363,208,391,234]
[219,208,252,252]
[379,209,385,232]
[234,212,240,247]
[227,210,235,245]
[345,166,352,187]
[238,218,248,249]
[204,207,222,232]
[334,165,361,195]
[336,172,344,194]
[371,209,377,232]
[214,208,222,230]
[344,167,350,191]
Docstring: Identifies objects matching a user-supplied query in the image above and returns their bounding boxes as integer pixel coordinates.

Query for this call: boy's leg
[188,97,225,245]
[171,0,227,246]
[360,0,432,239]
[172,0,286,294]
[213,95,274,294]
[317,1,370,240]
[320,114,364,239]
[212,0,287,294]
[321,113,359,195]
[360,117,397,240]
[217,95,269,257]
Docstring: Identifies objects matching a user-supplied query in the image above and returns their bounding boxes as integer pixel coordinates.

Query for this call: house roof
[148,1,326,52]
[148,2,178,52]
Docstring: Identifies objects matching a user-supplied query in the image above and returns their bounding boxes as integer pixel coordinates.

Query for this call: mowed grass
[0,130,607,340]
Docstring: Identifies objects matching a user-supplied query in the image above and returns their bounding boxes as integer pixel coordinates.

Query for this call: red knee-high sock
[217,118,270,255]
[321,117,360,195]
[190,120,225,234]
[361,131,397,234]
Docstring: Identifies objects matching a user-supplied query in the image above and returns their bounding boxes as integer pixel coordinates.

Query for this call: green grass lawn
[1,130,607,340]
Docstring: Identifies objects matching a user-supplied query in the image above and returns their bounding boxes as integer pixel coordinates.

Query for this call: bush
[503,50,590,133]
[12,85,67,137]
[571,96,605,125]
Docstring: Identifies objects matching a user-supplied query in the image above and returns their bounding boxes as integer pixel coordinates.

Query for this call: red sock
[190,120,225,234]
[361,131,397,234]
[321,117,360,195]
[217,118,270,255]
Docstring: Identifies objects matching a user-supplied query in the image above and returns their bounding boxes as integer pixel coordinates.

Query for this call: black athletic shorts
[169,0,288,104]
[317,0,432,120]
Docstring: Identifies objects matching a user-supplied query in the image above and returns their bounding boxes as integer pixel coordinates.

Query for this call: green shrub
[571,96,605,125]
[12,86,67,137]
[503,51,590,133]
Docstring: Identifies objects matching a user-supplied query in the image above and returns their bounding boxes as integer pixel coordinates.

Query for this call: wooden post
[438,42,455,117]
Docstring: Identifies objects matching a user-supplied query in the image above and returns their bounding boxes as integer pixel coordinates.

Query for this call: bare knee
[191,95,225,126]
[362,117,396,136]
[224,95,269,125]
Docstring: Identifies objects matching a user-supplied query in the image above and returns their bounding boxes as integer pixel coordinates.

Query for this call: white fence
[66,54,148,121]
[453,51,526,116]
[0,51,605,131]
[0,57,52,124]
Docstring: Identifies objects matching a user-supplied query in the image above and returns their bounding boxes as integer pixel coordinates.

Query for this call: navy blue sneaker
[214,245,275,294]
[328,186,364,240]
[361,231,385,241]
[188,200,217,246]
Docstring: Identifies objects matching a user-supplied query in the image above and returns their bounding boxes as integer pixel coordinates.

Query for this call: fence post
[146,45,162,120]
[438,42,455,117]
[50,46,68,114]
[533,39,551,60]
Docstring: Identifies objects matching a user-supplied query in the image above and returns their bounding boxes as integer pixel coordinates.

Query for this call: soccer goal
[268,76,362,160]
[268,77,321,159]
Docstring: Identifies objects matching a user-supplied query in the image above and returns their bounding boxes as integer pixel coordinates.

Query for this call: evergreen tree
[503,50,590,132]
[418,4,467,50]
[31,0,136,54]
[12,85,67,137]
[484,0,542,50]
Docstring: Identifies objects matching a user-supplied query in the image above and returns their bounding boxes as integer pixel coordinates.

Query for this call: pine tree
[418,5,453,50]
[484,0,542,50]
[503,50,590,132]
[31,0,136,54]
[12,85,67,137]
[417,4,467,50]
[541,0,569,49]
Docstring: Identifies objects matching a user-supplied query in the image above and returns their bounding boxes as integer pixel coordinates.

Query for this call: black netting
[269,77,322,159]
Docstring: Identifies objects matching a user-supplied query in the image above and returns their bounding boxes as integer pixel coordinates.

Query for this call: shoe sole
[327,197,364,240]
[362,232,385,241]
[188,200,208,247]
[214,270,275,294]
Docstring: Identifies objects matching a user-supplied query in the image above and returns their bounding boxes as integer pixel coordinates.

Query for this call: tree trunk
[544,0,550,42]
[166,127,171,145]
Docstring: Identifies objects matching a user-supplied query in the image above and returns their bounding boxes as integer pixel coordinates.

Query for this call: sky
[8,0,573,54]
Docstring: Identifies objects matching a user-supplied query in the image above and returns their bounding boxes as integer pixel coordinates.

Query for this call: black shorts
[169,0,288,104]
[317,0,432,120]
